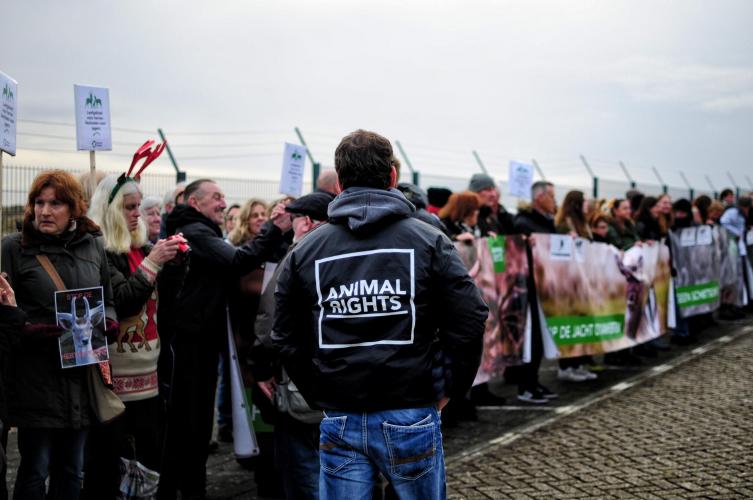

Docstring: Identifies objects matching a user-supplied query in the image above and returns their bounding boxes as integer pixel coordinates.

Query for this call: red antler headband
[108,140,167,204]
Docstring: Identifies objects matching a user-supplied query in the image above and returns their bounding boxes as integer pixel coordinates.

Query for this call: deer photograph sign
[55,286,109,368]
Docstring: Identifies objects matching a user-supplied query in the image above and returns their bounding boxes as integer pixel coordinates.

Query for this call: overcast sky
[4,0,753,193]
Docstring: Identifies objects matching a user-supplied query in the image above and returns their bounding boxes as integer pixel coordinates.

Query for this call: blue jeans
[275,414,320,499]
[13,428,88,500]
[319,407,444,500]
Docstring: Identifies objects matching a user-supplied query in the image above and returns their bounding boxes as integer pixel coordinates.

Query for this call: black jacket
[271,187,487,412]
[166,205,284,349]
[478,205,515,236]
[1,229,115,428]
[513,208,556,235]
[0,305,26,424]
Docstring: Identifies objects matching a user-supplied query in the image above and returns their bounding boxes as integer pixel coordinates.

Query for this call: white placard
[680,227,697,247]
[697,225,713,246]
[508,160,534,198]
[573,238,587,263]
[0,71,17,156]
[74,84,112,151]
[550,234,573,260]
[746,229,753,247]
[279,142,307,197]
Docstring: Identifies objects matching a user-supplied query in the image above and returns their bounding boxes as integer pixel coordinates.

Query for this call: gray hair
[141,196,162,213]
[531,181,554,200]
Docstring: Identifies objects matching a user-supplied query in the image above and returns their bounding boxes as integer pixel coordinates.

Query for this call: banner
[458,235,529,386]
[669,226,722,317]
[531,235,670,358]
[226,309,260,458]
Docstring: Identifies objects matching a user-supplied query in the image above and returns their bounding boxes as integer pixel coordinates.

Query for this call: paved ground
[4,316,752,498]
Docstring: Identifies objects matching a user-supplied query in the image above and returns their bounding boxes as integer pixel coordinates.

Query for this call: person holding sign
[1,170,116,500]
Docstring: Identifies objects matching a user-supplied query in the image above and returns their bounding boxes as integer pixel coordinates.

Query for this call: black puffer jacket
[513,208,556,235]
[165,205,284,349]
[271,187,487,412]
[1,229,115,428]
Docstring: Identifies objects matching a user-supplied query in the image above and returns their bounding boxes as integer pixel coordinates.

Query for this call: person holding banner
[607,199,640,251]
[554,190,598,382]
[468,173,515,237]
[83,167,185,500]
[160,179,292,500]
[2,170,116,500]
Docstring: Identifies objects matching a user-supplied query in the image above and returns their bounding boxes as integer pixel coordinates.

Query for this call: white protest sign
[697,225,713,246]
[74,85,112,151]
[0,71,17,156]
[746,229,753,247]
[680,227,697,247]
[550,234,573,260]
[508,160,534,198]
[279,142,307,197]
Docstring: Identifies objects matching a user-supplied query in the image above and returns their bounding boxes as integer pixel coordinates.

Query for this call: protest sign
[462,235,530,385]
[226,309,260,458]
[0,71,17,156]
[55,286,109,368]
[716,227,747,308]
[531,235,670,358]
[670,226,721,317]
[508,160,534,198]
[74,84,112,151]
[279,142,307,197]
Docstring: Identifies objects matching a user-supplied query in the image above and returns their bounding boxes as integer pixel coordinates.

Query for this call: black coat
[271,187,487,412]
[478,205,515,236]
[166,205,285,350]
[1,229,115,428]
[513,208,556,235]
[0,305,26,424]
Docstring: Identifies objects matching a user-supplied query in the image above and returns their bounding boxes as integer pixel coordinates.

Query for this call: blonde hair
[228,198,268,246]
[88,174,147,253]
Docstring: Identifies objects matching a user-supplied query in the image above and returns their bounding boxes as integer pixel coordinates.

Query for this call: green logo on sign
[291,151,303,161]
[85,93,103,108]
[1,84,13,101]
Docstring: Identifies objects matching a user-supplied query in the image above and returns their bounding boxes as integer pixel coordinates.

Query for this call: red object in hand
[168,233,190,253]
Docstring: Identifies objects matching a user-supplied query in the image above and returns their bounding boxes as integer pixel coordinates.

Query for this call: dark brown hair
[334,130,393,190]
[555,190,589,238]
[438,191,481,222]
[22,169,99,245]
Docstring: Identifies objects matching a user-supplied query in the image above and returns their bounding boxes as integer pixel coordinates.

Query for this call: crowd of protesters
[0,130,752,500]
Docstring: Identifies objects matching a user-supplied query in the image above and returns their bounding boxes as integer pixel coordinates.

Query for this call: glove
[104,318,120,342]
[22,323,64,339]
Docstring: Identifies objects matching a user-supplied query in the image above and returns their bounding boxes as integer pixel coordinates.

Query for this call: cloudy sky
[4,0,753,193]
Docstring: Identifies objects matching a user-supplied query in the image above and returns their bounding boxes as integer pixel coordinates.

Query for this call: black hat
[427,187,452,208]
[285,192,334,221]
[672,198,692,214]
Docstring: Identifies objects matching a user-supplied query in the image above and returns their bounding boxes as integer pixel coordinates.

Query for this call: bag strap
[36,254,66,291]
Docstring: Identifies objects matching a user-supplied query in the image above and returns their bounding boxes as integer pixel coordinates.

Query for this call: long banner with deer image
[531,235,671,358]
[54,286,109,368]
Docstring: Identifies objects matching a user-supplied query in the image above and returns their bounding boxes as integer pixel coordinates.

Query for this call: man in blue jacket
[271,129,487,499]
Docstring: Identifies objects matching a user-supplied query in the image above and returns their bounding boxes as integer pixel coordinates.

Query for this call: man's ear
[389,166,398,189]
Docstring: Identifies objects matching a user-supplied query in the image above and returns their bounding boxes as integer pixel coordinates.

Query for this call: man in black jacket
[271,130,487,498]
[506,180,558,404]
[160,179,291,500]
[469,173,515,236]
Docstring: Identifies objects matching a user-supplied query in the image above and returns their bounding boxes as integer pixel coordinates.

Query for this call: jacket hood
[328,187,415,233]
[167,204,223,237]
[396,183,429,210]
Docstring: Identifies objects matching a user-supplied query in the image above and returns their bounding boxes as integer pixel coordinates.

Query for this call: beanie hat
[468,173,496,193]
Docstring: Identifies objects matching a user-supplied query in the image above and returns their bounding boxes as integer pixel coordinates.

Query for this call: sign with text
[0,71,17,156]
[508,160,534,198]
[279,142,307,197]
[74,84,112,151]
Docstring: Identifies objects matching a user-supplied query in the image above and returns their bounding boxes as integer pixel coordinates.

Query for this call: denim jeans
[274,413,320,500]
[319,406,444,500]
[13,427,88,500]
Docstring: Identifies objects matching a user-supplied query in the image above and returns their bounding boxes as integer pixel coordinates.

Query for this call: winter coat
[1,229,115,429]
[607,220,640,250]
[478,205,515,236]
[513,208,556,236]
[0,305,26,424]
[271,187,488,412]
[165,205,285,350]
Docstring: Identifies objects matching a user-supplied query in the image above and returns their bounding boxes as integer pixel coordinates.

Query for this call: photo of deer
[55,286,109,368]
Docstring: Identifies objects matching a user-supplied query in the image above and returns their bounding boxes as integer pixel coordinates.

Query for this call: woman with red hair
[2,170,116,500]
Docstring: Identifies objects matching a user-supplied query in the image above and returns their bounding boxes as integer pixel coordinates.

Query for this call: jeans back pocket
[382,414,436,480]
[319,415,355,474]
